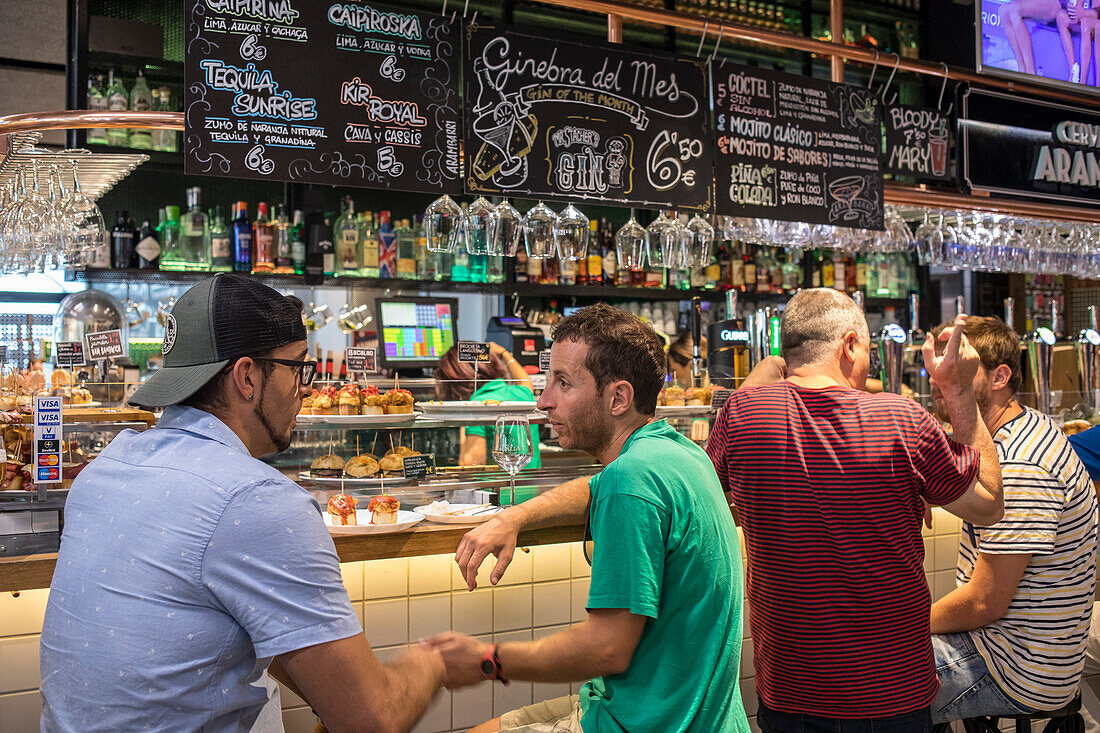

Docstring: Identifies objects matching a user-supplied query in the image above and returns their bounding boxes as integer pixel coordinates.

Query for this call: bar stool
[930,693,1083,733]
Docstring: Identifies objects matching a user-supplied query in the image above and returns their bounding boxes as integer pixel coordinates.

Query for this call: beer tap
[852,291,865,312]
[905,293,930,405]
[876,299,908,395]
[690,297,704,382]
[955,295,965,318]
[1075,305,1100,417]
[749,308,768,367]
[1023,314,1057,416]
[1003,297,1016,332]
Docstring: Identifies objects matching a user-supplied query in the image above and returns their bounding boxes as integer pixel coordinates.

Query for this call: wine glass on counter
[492,415,533,505]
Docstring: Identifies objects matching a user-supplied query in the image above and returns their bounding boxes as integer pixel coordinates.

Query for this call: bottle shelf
[68,268,728,302]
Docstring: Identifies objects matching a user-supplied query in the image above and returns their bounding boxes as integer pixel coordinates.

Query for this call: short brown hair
[434,347,508,401]
[781,288,869,367]
[550,303,666,415]
[931,316,1022,394]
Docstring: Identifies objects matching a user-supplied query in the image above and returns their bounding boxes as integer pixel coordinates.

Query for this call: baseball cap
[128,273,307,408]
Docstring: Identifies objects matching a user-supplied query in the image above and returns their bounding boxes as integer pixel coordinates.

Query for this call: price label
[402,453,436,480]
[345,347,376,373]
[458,341,490,363]
[538,350,552,372]
[85,329,126,361]
[55,341,86,367]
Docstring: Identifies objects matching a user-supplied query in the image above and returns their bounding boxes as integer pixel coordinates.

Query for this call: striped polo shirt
[960,407,1098,710]
[706,382,978,718]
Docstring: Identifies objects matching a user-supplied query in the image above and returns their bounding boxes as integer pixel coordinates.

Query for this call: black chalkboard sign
[85,330,126,361]
[538,350,551,372]
[713,62,884,229]
[345,347,376,373]
[883,105,952,182]
[458,341,490,363]
[55,341,85,368]
[402,453,436,479]
[185,0,461,194]
[463,21,713,211]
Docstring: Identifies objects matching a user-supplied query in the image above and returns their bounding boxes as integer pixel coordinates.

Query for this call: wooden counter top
[0,522,586,593]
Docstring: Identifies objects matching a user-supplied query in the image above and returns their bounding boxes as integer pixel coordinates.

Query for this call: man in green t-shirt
[426,303,748,733]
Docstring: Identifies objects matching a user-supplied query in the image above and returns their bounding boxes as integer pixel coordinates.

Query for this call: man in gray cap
[40,274,444,732]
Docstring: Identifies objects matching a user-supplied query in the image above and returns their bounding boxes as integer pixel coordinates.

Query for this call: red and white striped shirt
[706,382,978,718]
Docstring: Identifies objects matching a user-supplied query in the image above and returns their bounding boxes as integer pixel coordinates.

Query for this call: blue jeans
[932,632,1034,723]
[758,698,932,733]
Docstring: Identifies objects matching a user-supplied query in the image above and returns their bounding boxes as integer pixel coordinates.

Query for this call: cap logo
[163,314,177,354]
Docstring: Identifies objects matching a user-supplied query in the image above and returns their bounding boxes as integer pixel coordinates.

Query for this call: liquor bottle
[432,247,452,282]
[304,209,334,286]
[833,251,847,292]
[854,252,867,293]
[486,255,505,284]
[586,220,603,285]
[540,254,560,285]
[232,201,252,272]
[129,71,153,150]
[180,187,208,270]
[755,246,771,292]
[87,74,108,145]
[378,211,397,278]
[151,87,176,152]
[864,253,880,296]
[338,359,347,382]
[600,219,617,286]
[728,240,744,291]
[703,241,721,290]
[576,249,588,285]
[160,206,184,271]
[845,252,858,292]
[251,202,274,272]
[290,209,306,274]
[514,242,529,283]
[769,247,785,293]
[414,215,435,280]
[742,242,756,293]
[134,218,160,270]
[105,69,129,147]
[209,205,232,272]
[325,350,335,381]
[451,209,471,282]
[395,218,418,280]
[334,196,360,276]
[526,247,543,284]
[358,211,379,277]
[560,254,577,286]
[644,262,665,289]
[273,204,294,273]
[110,210,136,269]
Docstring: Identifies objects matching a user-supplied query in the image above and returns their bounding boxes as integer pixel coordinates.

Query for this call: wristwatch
[479,644,509,685]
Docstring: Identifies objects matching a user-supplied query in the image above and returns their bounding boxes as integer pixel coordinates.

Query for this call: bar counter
[0,521,587,593]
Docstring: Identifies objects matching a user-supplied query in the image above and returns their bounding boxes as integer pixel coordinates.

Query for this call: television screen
[376,298,458,368]
[978,0,1100,92]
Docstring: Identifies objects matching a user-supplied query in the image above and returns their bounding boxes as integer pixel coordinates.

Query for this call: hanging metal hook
[937,62,954,116]
[462,0,470,17]
[880,55,900,106]
[696,20,710,58]
[441,0,447,16]
[708,23,725,65]
[866,51,880,89]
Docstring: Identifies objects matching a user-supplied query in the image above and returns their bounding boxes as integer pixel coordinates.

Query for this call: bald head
[781,288,870,369]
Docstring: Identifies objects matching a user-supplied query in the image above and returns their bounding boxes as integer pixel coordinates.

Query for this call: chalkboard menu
[184,0,461,193]
[463,21,713,211]
[883,105,952,182]
[713,63,883,229]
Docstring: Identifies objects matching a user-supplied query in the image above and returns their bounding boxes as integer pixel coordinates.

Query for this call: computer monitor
[375,297,459,370]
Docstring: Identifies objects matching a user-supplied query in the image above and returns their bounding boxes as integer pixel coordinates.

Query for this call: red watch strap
[494,644,509,685]
[480,643,509,685]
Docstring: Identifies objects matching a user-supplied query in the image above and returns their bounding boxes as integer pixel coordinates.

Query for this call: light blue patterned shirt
[40,405,360,732]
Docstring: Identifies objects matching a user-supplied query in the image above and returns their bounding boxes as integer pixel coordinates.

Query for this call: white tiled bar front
[0,511,1086,732]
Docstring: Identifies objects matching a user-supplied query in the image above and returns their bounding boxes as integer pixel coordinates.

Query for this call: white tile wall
[0,523,1083,733]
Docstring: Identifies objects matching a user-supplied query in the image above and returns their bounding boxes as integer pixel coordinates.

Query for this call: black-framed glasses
[250,357,318,386]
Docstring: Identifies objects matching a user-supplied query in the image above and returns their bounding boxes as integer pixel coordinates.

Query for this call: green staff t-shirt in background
[579,419,749,733]
[465,379,541,469]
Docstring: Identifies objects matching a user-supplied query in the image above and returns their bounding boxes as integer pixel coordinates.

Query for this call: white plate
[415,503,501,524]
[324,509,424,535]
[418,401,538,414]
[298,472,415,487]
[656,405,713,417]
[296,411,418,425]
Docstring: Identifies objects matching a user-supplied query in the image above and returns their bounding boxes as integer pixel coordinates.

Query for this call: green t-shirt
[465,379,541,469]
[579,420,748,733]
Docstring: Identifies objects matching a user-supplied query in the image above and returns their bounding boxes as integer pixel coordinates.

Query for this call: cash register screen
[376,297,458,368]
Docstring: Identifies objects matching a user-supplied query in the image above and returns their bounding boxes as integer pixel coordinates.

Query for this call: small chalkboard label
[538,350,551,372]
[55,341,86,367]
[402,453,436,479]
[458,341,491,363]
[345,347,376,373]
[85,330,126,361]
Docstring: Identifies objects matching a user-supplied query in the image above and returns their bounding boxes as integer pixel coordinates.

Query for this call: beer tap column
[1075,305,1100,417]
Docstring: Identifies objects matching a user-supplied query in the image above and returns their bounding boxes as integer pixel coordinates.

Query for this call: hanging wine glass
[645,211,676,268]
[686,215,715,268]
[553,203,588,261]
[488,199,523,257]
[423,194,463,253]
[615,215,646,271]
[667,215,691,270]
[464,196,494,255]
[60,160,105,269]
[522,202,556,259]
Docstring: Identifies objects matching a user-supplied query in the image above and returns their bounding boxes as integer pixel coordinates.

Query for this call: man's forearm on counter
[504,476,590,531]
